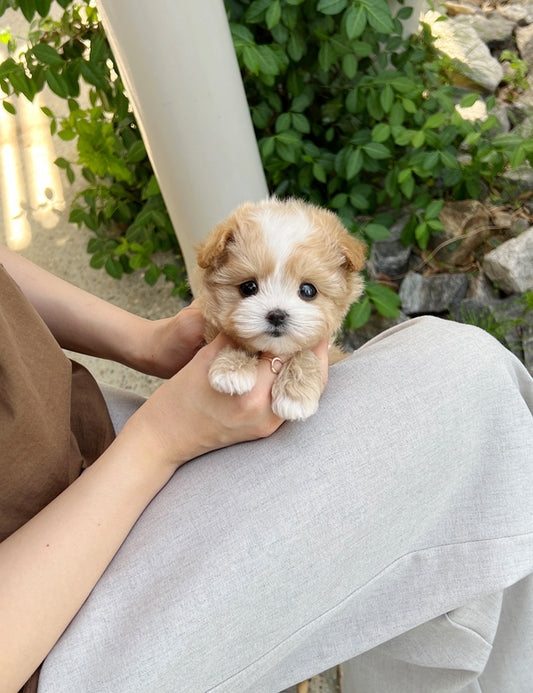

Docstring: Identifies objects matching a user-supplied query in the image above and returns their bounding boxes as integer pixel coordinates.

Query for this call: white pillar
[95,0,268,285]
[388,0,425,36]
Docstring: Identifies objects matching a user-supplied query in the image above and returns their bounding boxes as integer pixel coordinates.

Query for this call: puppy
[195,197,366,421]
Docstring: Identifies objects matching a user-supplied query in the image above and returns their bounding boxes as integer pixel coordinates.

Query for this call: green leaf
[32,43,64,65]
[411,130,425,148]
[352,40,372,58]
[143,175,161,198]
[35,0,52,16]
[371,123,390,143]
[422,150,440,170]
[105,256,123,280]
[54,156,70,169]
[460,93,479,108]
[425,199,444,220]
[380,84,394,113]
[80,60,108,89]
[313,162,327,182]
[400,174,415,199]
[18,0,36,22]
[144,263,162,286]
[126,140,147,163]
[397,168,412,184]
[69,208,85,225]
[246,0,270,23]
[366,281,401,317]
[266,0,281,28]
[346,148,363,179]
[346,87,358,113]
[345,297,371,329]
[45,70,69,98]
[440,149,460,169]
[2,100,15,114]
[424,112,448,129]
[345,4,367,38]
[292,112,310,133]
[331,193,348,208]
[58,127,76,141]
[318,41,336,72]
[275,112,292,133]
[401,98,416,115]
[0,58,20,80]
[361,0,394,33]
[362,141,390,159]
[317,0,348,15]
[292,88,313,112]
[397,6,413,20]
[90,34,107,64]
[342,53,358,79]
[510,145,526,168]
[364,223,390,240]
[287,31,306,61]
[415,222,429,249]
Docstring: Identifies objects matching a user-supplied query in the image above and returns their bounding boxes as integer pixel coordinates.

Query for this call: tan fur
[195,197,366,420]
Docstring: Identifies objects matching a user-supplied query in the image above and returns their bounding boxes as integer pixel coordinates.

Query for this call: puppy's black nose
[266,309,288,327]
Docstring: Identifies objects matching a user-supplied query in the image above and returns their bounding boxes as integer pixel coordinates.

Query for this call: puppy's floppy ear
[196,217,236,270]
[339,233,367,272]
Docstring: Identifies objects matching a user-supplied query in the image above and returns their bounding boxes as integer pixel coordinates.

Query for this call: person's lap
[38,317,533,692]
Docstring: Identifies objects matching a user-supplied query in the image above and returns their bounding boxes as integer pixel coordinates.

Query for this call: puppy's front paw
[271,392,319,421]
[271,350,324,421]
[208,347,257,395]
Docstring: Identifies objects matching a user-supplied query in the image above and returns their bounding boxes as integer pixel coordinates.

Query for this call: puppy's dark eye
[299,283,317,300]
[239,280,258,297]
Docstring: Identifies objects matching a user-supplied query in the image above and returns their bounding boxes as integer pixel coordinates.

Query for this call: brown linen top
[0,264,116,691]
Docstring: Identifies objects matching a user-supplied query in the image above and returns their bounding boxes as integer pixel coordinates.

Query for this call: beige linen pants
[39,317,533,692]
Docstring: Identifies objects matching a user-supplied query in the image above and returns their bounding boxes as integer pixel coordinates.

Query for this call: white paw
[271,393,319,421]
[209,365,256,395]
[208,347,258,395]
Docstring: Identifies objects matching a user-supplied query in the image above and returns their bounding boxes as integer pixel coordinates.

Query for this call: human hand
[132,300,206,379]
[124,333,330,470]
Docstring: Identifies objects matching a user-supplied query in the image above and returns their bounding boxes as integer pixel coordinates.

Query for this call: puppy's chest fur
[196,198,366,420]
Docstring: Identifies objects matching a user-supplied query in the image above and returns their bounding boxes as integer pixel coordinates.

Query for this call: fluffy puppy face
[196,198,366,356]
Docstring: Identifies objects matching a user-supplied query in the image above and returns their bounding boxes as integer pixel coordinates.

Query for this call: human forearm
[0,244,152,367]
[0,426,175,693]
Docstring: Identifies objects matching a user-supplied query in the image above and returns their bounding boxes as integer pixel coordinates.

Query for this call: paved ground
[0,13,344,691]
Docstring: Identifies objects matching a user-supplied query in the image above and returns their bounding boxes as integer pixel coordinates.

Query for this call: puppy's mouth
[267,327,285,338]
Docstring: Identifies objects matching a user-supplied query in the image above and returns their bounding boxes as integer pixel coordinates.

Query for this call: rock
[423,10,504,91]
[483,227,533,293]
[500,166,533,197]
[466,272,499,301]
[432,200,491,266]
[514,114,533,140]
[516,24,533,70]
[452,13,516,47]
[368,215,412,280]
[444,2,477,16]
[399,272,469,315]
[497,2,528,24]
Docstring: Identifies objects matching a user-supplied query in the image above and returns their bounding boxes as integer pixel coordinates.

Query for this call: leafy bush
[0,0,529,322]
[0,0,187,295]
[225,0,530,324]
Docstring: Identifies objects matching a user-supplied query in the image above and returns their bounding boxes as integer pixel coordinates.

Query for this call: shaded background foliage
[0,0,529,325]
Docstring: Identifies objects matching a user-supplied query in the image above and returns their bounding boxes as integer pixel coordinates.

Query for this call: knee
[356,315,526,390]
[400,315,515,368]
